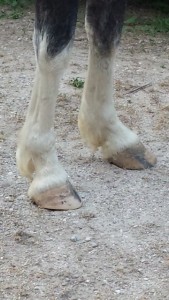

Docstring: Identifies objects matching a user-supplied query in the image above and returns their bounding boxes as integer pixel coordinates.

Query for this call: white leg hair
[78,21,156,170]
[17,35,70,200]
[78,44,139,159]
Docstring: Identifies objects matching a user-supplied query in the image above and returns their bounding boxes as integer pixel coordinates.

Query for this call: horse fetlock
[78,113,105,151]
[78,110,139,154]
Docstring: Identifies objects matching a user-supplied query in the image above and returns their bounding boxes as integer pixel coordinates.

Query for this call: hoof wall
[108,143,157,170]
[31,181,82,210]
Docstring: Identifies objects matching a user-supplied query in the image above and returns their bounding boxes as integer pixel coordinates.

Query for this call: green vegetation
[0,0,32,8]
[0,0,33,19]
[125,15,169,35]
[126,0,169,35]
[70,77,84,89]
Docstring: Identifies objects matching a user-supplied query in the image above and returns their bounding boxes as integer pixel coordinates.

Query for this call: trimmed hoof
[108,143,157,170]
[31,181,82,210]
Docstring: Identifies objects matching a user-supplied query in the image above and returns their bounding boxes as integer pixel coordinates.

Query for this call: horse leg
[16,0,82,210]
[78,0,156,169]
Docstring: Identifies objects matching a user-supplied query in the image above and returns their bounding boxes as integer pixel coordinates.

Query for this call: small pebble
[70,235,79,242]
[91,242,98,248]
[115,290,122,294]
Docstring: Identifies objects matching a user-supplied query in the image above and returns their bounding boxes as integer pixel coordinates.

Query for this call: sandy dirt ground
[0,7,169,300]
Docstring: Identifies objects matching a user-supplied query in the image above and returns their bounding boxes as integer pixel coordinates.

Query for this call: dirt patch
[0,8,169,300]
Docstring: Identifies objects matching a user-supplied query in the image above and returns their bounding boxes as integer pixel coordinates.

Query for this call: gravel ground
[0,8,169,300]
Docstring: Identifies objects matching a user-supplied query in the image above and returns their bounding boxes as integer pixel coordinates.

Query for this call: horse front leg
[16,0,82,210]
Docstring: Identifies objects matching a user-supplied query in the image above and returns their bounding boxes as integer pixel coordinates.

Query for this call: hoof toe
[31,181,82,210]
[108,143,157,170]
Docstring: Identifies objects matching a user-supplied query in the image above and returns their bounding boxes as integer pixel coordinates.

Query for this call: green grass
[0,0,32,7]
[125,15,169,35]
[0,0,33,19]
